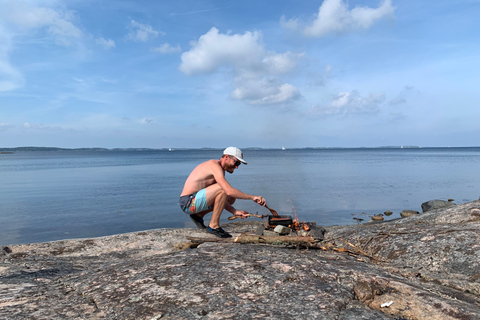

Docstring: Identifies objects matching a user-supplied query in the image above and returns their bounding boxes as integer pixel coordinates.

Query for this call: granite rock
[421,199,456,212]
[1,201,480,320]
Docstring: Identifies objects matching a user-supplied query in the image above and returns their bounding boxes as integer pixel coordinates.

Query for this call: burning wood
[265,212,315,233]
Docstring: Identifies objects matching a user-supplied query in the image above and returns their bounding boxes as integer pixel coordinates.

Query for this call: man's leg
[196,195,235,220]
[202,184,227,229]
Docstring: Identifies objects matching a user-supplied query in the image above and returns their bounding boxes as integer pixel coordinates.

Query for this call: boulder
[308,225,326,241]
[421,199,456,212]
[400,209,419,218]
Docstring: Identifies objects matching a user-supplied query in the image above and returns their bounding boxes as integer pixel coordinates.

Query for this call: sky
[0,0,479,149]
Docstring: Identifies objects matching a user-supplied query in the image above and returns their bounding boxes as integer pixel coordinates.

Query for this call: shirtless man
[179,147,266,238]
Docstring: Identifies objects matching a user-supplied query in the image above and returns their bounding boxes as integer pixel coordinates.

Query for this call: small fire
[291,206,311,232]
[264,202,315,233]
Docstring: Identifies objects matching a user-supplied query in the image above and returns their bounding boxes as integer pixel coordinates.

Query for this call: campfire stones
[274,225,292,235]
[258,223,326,241]
[263,230,278,237]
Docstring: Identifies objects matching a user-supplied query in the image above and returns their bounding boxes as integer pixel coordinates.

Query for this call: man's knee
[227,196,236,205]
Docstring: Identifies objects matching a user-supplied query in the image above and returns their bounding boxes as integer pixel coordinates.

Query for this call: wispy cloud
[0,0,84,92]
[0,57,24,92]
[0,1,83,45]
[151,43,181,54]
[138,118,155,124]
[389,85,414,105]
[126,20,163,42]
[281,0,395,37]
[306,90,385,117]
[96,37,115,50]
[0,122,15,131]
[180,27,303,105]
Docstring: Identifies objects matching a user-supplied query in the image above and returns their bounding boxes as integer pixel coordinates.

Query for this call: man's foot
[189,214,206,229]
[207,226,232,238]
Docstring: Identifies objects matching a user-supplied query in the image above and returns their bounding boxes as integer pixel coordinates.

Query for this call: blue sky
[1,0,479,148]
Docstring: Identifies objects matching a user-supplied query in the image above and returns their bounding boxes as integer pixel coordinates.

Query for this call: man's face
[225,155,241,174]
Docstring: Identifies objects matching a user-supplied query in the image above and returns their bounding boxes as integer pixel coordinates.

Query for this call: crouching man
[179,147,266,238]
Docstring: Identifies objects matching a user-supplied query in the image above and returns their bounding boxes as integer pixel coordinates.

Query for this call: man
[179,147,266,238]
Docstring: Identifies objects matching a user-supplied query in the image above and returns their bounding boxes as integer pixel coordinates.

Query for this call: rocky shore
[1,200,480,319]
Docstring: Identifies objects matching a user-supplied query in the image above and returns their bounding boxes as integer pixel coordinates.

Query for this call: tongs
[265,204,279,216]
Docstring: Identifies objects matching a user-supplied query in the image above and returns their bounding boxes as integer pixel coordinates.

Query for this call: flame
[264,202,312,233]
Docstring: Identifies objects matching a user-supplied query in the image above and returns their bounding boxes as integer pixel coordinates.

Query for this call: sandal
[207,226,232,238]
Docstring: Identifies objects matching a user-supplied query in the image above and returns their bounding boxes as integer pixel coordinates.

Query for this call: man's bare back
[180,159,223,197]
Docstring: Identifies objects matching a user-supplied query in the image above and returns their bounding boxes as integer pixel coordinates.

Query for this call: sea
[1,147,479,245]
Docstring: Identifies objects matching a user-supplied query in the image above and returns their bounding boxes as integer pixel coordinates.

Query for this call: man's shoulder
[197,159,220,170]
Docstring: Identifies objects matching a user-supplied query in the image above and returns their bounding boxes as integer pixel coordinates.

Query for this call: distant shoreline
[1,146,479,152]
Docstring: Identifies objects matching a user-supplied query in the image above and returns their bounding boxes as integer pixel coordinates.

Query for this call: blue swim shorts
[179,189,212,214]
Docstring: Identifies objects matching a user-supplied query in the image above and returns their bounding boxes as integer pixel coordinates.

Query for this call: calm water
[1,148,479,245]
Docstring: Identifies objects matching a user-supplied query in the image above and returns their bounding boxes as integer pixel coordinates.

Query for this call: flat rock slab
[2,202,480,320]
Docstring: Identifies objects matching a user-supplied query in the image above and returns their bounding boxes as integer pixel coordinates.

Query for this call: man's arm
[210,161,256,200]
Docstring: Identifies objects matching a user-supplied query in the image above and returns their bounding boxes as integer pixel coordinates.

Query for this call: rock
[471,208,480,218]
[2,246,12,254]
[421,199,456,212]
[297,229,309,237]
[255,224,265,235]
[308,225,325,241]
[263,229,277,237]
[1,201,480,320]
[371,214,384,221]
[400,209,419,218]
[383,210,393,216]
[273,225,292,235]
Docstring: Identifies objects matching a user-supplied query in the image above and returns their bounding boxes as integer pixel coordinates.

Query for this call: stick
[234,234,315,245]
[340,238,374,259]
[228,213,268,220]
[186,236,234,243]
[186,235,314,246]
[186,236,379,260]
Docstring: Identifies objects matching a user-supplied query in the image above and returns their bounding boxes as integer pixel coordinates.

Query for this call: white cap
[223,147,247,165]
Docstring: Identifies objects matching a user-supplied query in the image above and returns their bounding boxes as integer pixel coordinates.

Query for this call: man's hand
[234,210,250,219]
[253,196,266,206]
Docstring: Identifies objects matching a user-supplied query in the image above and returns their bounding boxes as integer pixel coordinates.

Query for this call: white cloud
[180,27,303,105]
[96,37,115,50]
[0,1,83,45]
[281,0,395,37]
[231,78,301,105]
[0,0,84,92]
[151,43,181,54]
[306,90,385,117]
[126,20,162,42]
[180,27,265,75]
